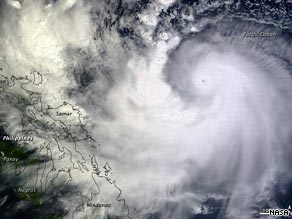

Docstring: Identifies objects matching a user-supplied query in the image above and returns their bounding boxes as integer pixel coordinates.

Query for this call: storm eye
[198,77,208,87]
[199,76,210,85]
[192,74,215,96]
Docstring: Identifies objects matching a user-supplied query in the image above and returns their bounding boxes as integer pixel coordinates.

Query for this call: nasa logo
[260,205,292,217]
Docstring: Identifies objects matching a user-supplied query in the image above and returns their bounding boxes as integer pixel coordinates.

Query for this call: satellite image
[0,0,291,218]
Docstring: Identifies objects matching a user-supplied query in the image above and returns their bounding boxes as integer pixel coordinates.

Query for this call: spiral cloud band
[0,0,291,218]
[93,20,292,218]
